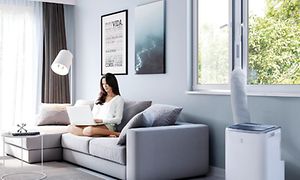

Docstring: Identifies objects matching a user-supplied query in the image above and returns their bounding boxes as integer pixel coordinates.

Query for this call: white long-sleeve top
[92,95,124,125]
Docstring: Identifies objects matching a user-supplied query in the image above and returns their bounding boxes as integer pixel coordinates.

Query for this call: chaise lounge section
[4,126,68,163]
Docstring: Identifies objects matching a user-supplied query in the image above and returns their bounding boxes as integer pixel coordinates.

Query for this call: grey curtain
[42,3,70,103]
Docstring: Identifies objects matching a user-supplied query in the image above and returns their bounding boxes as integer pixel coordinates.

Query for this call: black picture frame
[101,10,128,75]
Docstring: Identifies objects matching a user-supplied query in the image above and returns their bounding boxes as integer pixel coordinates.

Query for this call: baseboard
[209,166,225,178]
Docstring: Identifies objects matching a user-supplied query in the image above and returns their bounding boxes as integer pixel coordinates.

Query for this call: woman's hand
[94,119,103,123]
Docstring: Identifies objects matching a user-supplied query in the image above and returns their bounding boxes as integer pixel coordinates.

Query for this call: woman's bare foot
[109,132,120,137]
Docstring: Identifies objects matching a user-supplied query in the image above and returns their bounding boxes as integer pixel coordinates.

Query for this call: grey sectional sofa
[4,123,209,179]
[3,101,209,179]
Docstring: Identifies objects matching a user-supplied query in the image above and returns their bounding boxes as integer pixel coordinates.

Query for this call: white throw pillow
[36,103,71,126]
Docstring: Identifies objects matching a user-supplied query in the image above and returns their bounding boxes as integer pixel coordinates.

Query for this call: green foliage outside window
[248,0,300,85]
[197,24,229,84]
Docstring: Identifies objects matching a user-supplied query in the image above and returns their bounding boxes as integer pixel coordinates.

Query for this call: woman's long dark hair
[96,73,121,105]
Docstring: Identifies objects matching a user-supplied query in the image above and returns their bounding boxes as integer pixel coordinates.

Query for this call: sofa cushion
[36,103,71,126]
[143,104,183,126]
[61,133,93,154]
[4,133,63,150]
[89,137,126,165]
[116,100,152,132]
[117,112,147,145]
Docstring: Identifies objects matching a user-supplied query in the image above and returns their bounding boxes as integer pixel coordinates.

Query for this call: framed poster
[101,10,128,75]
[135,0,165,74]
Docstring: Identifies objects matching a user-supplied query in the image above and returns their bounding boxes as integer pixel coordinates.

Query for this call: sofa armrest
[127,124,209,180]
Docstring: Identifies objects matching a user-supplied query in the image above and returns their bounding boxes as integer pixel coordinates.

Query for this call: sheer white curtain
[0,0,42,132]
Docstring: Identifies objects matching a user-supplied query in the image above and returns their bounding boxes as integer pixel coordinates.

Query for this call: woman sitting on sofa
[68,73,124,137]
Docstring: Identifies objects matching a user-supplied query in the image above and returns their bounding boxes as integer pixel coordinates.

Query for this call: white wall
[72,0,300,179]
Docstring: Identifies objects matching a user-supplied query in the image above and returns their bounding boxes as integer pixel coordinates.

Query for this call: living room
[0,0,299,180]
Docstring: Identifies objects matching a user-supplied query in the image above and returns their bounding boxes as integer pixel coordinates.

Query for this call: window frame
[192,0,232,93]
[190,0,300,97]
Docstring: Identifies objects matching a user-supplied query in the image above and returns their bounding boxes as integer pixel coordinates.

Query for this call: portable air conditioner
[226,123,284,180]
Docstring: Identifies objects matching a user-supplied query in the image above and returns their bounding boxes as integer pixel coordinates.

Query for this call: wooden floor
[187,167,225,180]
[51,162,226,180]
[0,156,225,180]
[88,166,226,180]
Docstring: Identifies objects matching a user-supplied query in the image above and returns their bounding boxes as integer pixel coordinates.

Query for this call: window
[193,0,229,90]
[0,1,42,131]
[192,0,300,96]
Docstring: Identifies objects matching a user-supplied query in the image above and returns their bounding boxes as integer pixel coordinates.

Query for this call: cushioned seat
[5,133,62,150]
[61,133,93,154]
[89,137,126,165]
[61,134,126,165]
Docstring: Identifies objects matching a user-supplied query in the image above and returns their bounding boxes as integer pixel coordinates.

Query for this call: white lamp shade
[51,50,73,75]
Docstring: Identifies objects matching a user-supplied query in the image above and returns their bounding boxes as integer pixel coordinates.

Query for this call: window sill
[186,90,230,96]
[186,90,300,98]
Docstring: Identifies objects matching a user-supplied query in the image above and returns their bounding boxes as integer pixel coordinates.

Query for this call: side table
[1,132,47,180]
